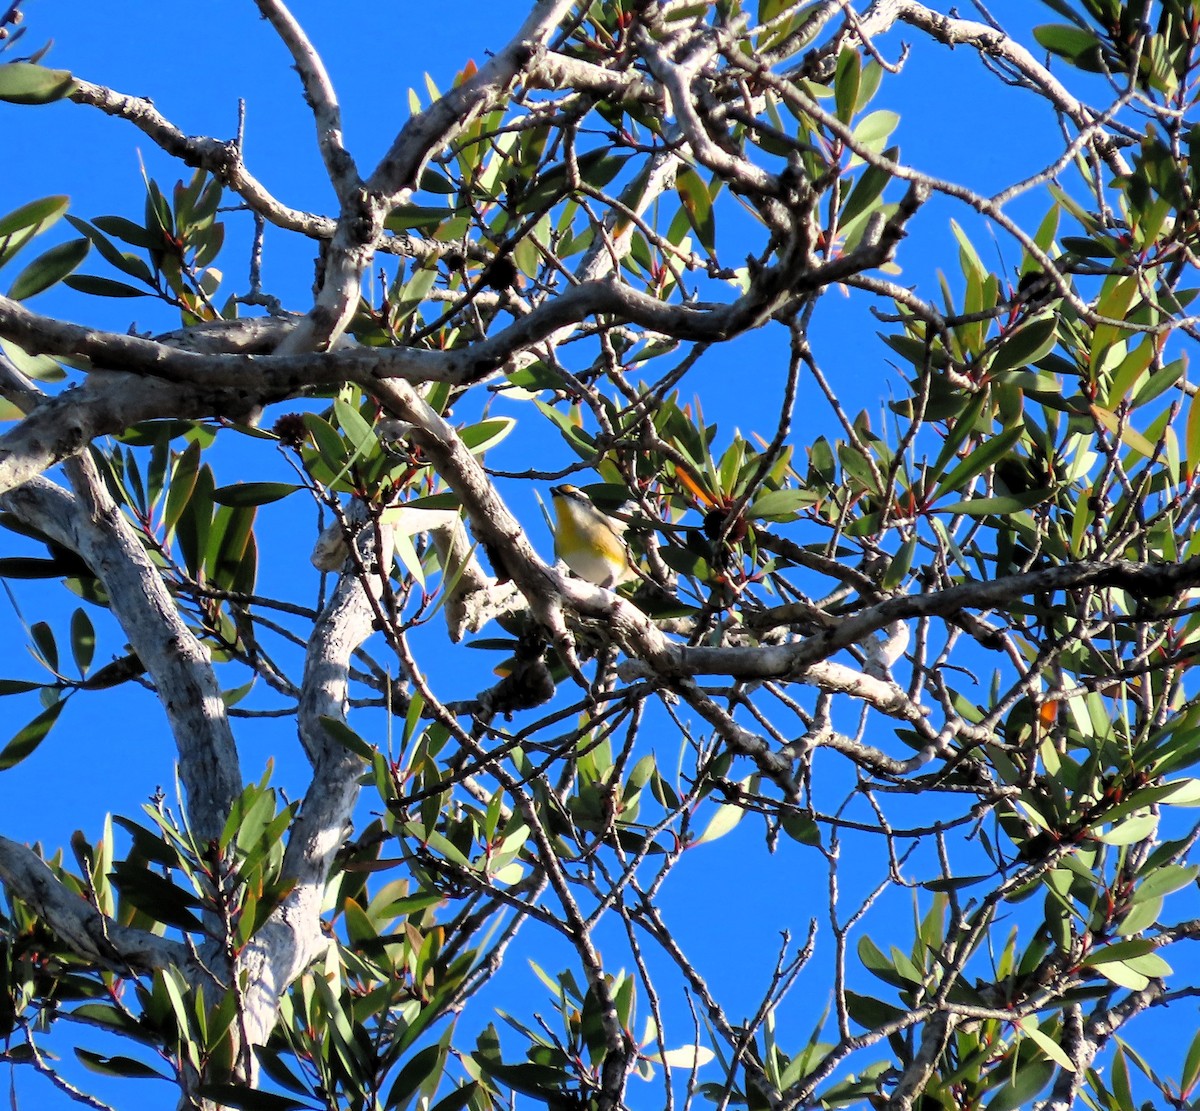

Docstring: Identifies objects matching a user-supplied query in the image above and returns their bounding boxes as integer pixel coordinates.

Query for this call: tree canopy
[4,1,1200,1109]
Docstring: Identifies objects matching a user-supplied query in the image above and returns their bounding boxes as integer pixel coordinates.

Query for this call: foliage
[4,1,1200,1110]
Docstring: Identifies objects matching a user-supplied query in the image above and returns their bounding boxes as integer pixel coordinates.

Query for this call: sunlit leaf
[0,62,75,104]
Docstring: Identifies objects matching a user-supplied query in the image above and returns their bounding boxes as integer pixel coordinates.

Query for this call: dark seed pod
[483,255,519,292]
[272,412,309,449]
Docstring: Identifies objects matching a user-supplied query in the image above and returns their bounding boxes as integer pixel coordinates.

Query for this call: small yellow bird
[550,484,636,590]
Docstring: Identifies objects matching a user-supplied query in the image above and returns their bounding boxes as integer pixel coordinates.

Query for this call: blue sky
[4,1,1174,1108]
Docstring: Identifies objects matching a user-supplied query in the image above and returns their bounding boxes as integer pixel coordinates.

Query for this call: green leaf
[92,215,160,250]
[920,874,990,892]
[675,167,716,253]
[984,1059,1055,1111]
[1116,895,1161,936]
[0,195,69,239]
[1132,863,1199,903]
[857,934,916,989]
[0,679,44,696]
[319,716,375,761]
[195,1086,315,1111]
[0,556,73,578]
[931,424,1024,502]
[1124,951,1172,978]
[0,63,75,104]
[1087,959,1149,990]
[843,989,906,1029]
[1089,405,1157,458]
[839,156,893,231]
[1032,24,1105,70]
[162,439,202,540]
[66,216,155,283]
[460,416,516,455]
[750,488,813,521]
[391,528,427,588]
[850,109,899,154]
[991,317,1058,374]
[68,1003,152,1041]
[110,862,204,932]
[1095,813,1157,845]
[211,482,302,507]
[936,489,1053,516]
[834,48,861,125]
[62,274,148,298]
[385,204,459,233]
[780,810,820,845]
[74,1049,169,1080]
[0,699,65,770]
[332,397,376,453]
[1181,1028,1200,1096]
[70,607,95,674]
[1018,1018,1074,1070]
[386,1043,446,1109]
[696,802,744,845]
[7,237,90,300]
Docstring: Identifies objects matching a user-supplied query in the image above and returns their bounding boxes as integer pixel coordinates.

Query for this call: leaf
[0,698,65,770]
[1116,895,1161,936]
[195,1086,315,1111]
[1124,951,1172,978]
[460,416,516,455]
[0,556,74,578]
[857,934,916,989]
[1033,24,1104,69]
[110,862,204,932]
[0,679,44,696]
[834,48,860,124]
[1131,863,1199,903]
[62,274,148,298]
[392,528,426,587]
[844,989,906,1029]
[7,237,90,300]
[0,195,69,239]
[211,482,302,507]
[936,489,1053,516]
[70,607,95,674]
[920,874,990,892]
[675,167,716,253]
[471,1059,568,1100]
[74,1049,169,1080]
[1182,1028,1200,1096]
[750,488,813,521]
[641,1045,716,1069]
[984,1059,1055,1111]
[68,1003,151,1041]
[696,802,744,845]
[849,109,899,154]
[319,716,375,761]
[332,397,376,453]
[92,215,160,250]
[780,810,820,845]
[991,317,1058,374]
[1089,405,1157,458]
[0,62,75,104]
[1087,958,1149,990]
[385,1043,446,1109]
[385,205,458,233]
[931,424,1024,502]
[839,155,893,231]
[1187,388,1200,472]
[1095,813,1157,845]
[1018,1018,1075,1070]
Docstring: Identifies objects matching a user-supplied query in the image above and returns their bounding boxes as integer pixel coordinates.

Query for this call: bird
[549,484,636,590]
